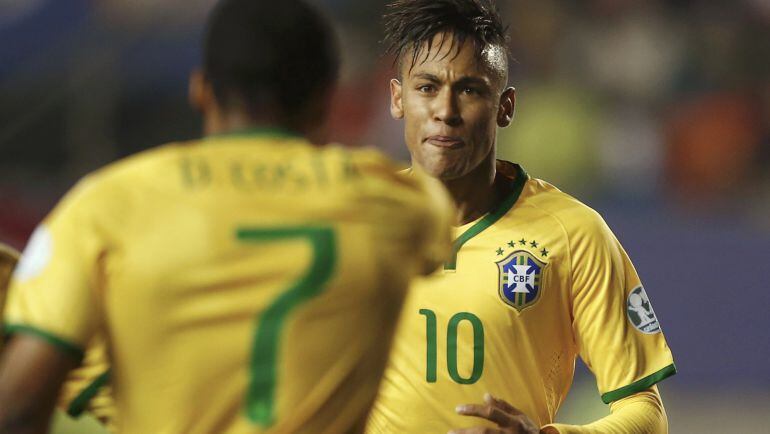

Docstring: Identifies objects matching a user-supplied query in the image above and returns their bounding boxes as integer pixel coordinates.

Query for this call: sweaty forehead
[401,33,507,86]
[480,44,507,81]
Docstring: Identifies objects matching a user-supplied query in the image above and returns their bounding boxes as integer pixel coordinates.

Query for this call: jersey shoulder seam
[515,187,607,309]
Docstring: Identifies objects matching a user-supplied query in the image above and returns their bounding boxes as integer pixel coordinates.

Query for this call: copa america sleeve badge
[13,225,53,282]
[626,286,661,334]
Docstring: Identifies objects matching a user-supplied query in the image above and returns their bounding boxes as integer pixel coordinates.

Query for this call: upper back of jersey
[5,131,452,434]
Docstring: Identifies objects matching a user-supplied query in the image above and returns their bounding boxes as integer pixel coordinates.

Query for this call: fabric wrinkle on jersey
[365,160,675,433]
[3,131,454,434]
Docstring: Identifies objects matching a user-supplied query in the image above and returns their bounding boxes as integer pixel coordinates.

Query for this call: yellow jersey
[0,243,19,353]
[58,336,115,429]
[4,130,453,434]
[366,161,675,433]
[1,243,114,429]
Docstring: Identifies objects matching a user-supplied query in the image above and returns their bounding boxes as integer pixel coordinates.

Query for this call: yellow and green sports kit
[57,336,115,429]
[1,243,114,431]
[366,160,675,433]
[0,243,19,352]
[4,130,453,434]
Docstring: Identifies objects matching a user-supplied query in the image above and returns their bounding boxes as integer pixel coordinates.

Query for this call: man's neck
[203,106,299,138]
[442,158,510,225]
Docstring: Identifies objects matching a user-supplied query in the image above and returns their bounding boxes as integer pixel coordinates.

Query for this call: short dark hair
[383,0,508,74]
[203,0,339,119]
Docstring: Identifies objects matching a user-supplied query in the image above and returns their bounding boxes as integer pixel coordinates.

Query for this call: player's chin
[424,161,467,181]
[417,152,469,180]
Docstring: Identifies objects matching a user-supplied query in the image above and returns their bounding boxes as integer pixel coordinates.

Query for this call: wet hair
[203,0,339,120]
[383,0,508,75]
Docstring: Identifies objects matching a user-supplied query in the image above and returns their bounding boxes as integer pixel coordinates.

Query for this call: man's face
[390,33,514,180]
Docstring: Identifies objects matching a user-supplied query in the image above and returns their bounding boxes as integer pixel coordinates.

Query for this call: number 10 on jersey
[419,309,484,384]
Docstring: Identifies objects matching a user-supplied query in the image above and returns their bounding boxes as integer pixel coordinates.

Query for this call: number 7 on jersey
[236,226,336,426]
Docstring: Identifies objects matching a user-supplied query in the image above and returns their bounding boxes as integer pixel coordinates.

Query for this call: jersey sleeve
[544,386,667,433]
[59,334,116,429]
[4,178,109,359]
[569,211,675,404]
[406,170,455,276]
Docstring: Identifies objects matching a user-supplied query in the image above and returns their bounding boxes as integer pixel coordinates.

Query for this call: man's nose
[432,89,461,126]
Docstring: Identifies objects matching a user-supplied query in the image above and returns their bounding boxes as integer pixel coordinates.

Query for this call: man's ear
[390,78,404,120]
[497,87,515,127]
[189,69,212,114]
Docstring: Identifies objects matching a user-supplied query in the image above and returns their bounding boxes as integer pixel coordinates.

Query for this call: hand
[449,393,543,434]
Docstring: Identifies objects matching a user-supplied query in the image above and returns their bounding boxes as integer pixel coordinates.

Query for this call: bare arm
[0,335,79,434]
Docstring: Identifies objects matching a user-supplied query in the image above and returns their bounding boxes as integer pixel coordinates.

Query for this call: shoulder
[344,147,447,206]
[519,175,614,243]
[341,148,453,231]
[48,142,188,222]
[342,146,408,182]
[85,142,188,189]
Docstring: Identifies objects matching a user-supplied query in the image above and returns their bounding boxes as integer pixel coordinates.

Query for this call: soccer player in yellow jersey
[0,1,454,433]
[0,243,110,432]
[366,1,676,433]
[0,244,19,347]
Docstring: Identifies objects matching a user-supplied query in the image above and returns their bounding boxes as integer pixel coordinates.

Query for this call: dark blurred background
[1,0,768,432]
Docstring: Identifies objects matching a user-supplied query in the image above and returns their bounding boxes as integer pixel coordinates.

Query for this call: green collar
[205,127,302,140]
[444,164,529,271]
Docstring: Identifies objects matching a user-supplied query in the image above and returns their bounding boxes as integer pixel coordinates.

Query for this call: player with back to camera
[0,0,454,433]
[365,1,676,433]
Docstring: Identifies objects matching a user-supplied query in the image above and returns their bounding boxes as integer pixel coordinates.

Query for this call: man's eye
[462,87,479,95]
[418,84,435,93]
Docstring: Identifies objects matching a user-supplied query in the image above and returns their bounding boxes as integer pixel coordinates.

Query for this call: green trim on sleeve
[3,323,85,361]
[444,164,529,271]
[601,363,677,404]
[66,370,111,418]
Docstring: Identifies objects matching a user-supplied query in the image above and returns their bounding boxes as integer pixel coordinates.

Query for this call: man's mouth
[425,135,464,149]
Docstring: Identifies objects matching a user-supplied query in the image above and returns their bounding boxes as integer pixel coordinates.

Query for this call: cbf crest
[497,251,546,312]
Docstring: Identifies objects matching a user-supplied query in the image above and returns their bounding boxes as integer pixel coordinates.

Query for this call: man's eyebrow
[412,72,441,82]
[411,73,491,87]
[455,76,491,87]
